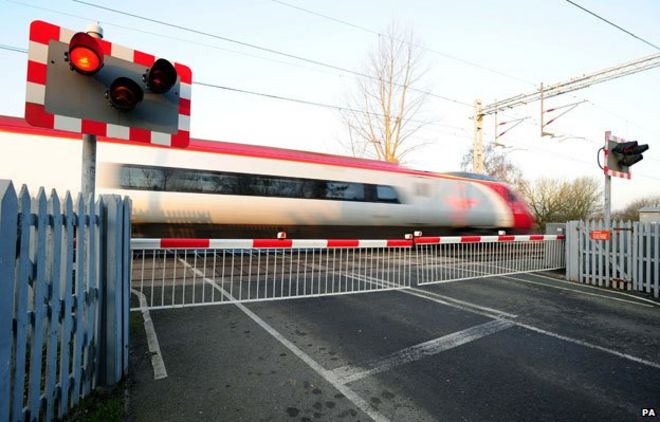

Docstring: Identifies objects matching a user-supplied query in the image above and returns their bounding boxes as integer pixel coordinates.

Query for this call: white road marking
[403,284,660,370]
[419,260,657,309]
[179,259,392,422]
[408,287,518,319]
[330,319,514,385]
[339,272,518,319]
[130,289,168,380]
[500,274,655,308]
[514,321,660,370]
[523,272,660,307]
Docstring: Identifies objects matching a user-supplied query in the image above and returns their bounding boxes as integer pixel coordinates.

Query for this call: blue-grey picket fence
[0,180,131,422]
[565,219,660,298]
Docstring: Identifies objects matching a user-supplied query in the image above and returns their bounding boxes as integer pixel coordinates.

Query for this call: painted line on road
[500,274,655,308]
[330,319,514,385]
[402,284,660,370]
[337,272,518,319]
[514,321,660,370]
[408,287,518,319]
[523,272,660,307]
[418,261,657,309]
[130,289,168,380]
[178,259,392,422]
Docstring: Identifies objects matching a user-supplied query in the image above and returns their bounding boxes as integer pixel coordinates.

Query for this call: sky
[0,0,659,210]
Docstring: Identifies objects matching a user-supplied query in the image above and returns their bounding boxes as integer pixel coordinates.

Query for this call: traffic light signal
[106,77,144,111]
[67,32,104,75]
[606,139,649,177]
[604,131,650,179]
[611,141,649,167]
[144,58,178,94]
[26,20,191,147]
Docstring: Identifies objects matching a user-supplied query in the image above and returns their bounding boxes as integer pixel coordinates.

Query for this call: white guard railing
[130,234,567,310]
[130,238,413,310]
[414,235,566,285]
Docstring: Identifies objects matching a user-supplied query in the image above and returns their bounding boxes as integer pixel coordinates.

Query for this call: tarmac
[128,271,660,422]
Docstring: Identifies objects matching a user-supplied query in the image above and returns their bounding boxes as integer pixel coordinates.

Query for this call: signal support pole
[604,173,611,229]
[81,23,103,201]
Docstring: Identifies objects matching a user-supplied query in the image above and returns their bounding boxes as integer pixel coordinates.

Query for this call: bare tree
[461,144,524,188]
[519,176,601,230]
[342,24,430,164]
[613,195,660,221]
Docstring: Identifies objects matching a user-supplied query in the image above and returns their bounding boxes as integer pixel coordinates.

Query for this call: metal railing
[130,239,413,310]
[130,235,567,310]
[413,235,565,286]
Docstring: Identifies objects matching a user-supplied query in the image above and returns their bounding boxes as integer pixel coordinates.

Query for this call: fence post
[0,180,17,422]
[98,195,130,386]
[122,197,131,377]
[565,221,579,282]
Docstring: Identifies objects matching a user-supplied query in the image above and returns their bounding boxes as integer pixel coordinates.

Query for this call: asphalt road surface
[129,271,659,422]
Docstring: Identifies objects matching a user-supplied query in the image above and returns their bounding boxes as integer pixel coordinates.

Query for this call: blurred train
[0,114,534,238]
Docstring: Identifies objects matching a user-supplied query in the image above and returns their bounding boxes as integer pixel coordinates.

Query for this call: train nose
[512,204,535,231]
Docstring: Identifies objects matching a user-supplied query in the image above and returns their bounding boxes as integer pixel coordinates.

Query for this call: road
[129,271,659,422]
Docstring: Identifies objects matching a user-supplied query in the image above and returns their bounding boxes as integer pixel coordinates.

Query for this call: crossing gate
[414,234,565,285]
[565,220,659,298]
[130,234,566,310]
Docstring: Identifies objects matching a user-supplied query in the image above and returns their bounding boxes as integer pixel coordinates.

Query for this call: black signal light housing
[106,77,144,111]
[144,58,178,94]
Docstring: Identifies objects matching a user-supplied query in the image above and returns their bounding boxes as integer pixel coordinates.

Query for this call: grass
[64,382,126,422]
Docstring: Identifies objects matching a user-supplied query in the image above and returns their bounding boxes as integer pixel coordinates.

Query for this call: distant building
[639,206,660,223]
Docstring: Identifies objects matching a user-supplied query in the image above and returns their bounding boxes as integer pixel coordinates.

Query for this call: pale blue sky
[1,0,659,209]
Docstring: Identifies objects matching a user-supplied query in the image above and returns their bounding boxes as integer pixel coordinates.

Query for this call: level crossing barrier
[130,234,566,310]
[130,238,413,310]
[414,234,566,285]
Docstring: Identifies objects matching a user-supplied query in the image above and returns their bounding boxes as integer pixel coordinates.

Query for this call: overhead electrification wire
[7,0,654,138]
[0,44,27,53]
[2,43,658,181]
[5,0,344,78]
[564,0,660,51]
[269,0,536,86]
[71,0,472,106]
[0,44,467,131]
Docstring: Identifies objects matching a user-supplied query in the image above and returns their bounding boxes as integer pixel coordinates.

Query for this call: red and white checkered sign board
[604,130,631,180]
[25,20,191,147]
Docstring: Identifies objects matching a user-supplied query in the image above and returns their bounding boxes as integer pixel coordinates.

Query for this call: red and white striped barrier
[130,234,565,250]
[415,234,565,244]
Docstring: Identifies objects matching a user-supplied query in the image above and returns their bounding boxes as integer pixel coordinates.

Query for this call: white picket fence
[565,220,660,298]
[0,180,131,422]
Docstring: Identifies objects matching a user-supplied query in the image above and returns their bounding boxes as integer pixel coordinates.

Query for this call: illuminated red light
[68,32,104,75]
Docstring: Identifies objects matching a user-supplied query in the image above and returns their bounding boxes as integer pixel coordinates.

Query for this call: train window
[376,185,399,203]
[115,164,400,204]
[506,189,518,202]
[325,182,364,201]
